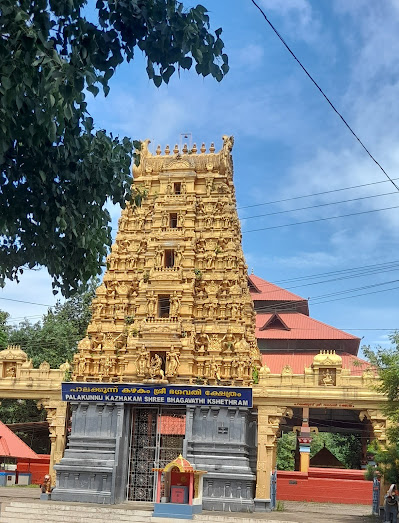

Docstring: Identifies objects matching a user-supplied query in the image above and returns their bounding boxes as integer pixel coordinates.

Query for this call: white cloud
[234,43,265,70]
[260,0,312,26]
[259,0,320,42]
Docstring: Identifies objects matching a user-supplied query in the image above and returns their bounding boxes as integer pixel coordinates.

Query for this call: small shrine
[0,345,29,378]
[153,454,206,519]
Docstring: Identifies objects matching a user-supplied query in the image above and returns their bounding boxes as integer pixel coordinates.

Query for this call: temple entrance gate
[127,407,186,502]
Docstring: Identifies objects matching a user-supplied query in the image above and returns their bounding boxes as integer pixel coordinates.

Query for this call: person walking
[384,484,398,522]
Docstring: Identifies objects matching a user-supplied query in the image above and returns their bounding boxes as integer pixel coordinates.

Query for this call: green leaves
[0,0,228,296]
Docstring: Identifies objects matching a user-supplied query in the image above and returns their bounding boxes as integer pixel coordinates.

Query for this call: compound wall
[277,468,372,505]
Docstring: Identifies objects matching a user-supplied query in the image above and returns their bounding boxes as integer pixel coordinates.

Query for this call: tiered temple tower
[54,137,260,511]
[73,136,260,385]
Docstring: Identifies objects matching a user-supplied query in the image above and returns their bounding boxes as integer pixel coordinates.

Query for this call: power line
[237,177,399,210]
[254,278,399,314]
[0,297,52,307]
[312,284,399,305]
[240,191,399,221]
[250,261,399,292]
[243,204,399,233]
[250,0,399,193]
[271,259,399,285]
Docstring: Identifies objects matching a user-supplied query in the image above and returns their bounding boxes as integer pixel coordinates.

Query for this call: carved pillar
[359,409,389,507]
[359,409,388,446]
[44,399,68,485]
[254,405,291,512]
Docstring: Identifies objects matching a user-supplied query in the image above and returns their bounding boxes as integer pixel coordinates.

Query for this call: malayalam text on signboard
[62,382,253,408]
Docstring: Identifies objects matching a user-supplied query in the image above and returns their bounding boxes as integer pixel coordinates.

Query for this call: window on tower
[170,213,178,228]
[164,249,175,267]
[174,182,181,194]
[158,295,170,317]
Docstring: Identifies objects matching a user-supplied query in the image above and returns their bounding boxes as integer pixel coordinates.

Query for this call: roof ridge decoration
[133,135,234,178]
[313,350,342,367]
[0,345,28,362]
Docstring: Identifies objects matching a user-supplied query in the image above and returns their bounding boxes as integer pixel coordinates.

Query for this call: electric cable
[243,204,399,233]
[252,264,399,293]
[270,259,399,285]
[250,0,399,192]
[237,177,399,210]
[0,297,52,307]
[239,191,399,221]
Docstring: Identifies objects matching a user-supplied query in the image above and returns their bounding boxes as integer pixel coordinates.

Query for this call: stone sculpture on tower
[72,136,260,386]
[54,136,260,511]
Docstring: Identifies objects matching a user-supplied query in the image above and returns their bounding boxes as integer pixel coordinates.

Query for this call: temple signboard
[62,382,253,407]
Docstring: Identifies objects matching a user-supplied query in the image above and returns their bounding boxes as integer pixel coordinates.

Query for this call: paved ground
[0,487,380,522]
[203,502,378,523]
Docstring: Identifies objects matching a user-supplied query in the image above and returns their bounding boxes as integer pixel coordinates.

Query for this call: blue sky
[2,0,399,352]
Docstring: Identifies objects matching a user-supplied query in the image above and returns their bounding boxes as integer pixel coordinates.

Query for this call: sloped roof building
[249,274,365,371]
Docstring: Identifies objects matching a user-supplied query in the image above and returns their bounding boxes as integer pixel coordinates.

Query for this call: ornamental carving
[72,137,261,384]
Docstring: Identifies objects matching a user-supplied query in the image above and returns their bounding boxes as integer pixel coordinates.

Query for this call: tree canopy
[0,283,95,452]
[6,279,96,367]
[363,332,399,483]
[363,332,399,426]
[277,431,362,471]
[0,0,228,297]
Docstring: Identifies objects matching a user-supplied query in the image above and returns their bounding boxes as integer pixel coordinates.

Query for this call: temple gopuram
[52,137,261,511]
[48,137,389,512]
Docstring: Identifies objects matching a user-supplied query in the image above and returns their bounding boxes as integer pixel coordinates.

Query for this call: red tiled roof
[249,275,306,303]
[0,421,38,460]
[261,352,372,376]
[256,312,360,342]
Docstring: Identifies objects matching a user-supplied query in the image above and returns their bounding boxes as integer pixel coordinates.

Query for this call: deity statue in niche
[161,211,168,228]
[78,354,86,375]
[210,357,221,382]
[166,347,180,377]
[155,248,163,267]
[170,292,181,317]
[230,303,239,319]
[207,299,218,320]
[320,368,335,386]
[177,211,185,227]
[147,291,156,317]
[231,358,239,379]
[221,330,235,352]
[137,346,149,377]
[174,248,182,267]
[196,330,209,354]
[6,365,16,378]
[149,354,164,380]
[103,357,112,377]
[206,178,213,196]
[237,358,246,379]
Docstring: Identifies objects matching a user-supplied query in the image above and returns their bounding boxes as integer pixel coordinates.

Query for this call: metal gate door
[127,407,186,502]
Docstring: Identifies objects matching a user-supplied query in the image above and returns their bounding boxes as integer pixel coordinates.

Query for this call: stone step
[3,502,151,517]
[5,501,152,516]
[0,510,151,523]
[0,501,294,523]
[0,502,153,523]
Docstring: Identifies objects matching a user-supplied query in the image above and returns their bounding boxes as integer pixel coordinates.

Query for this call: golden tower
[73,136,260,385]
